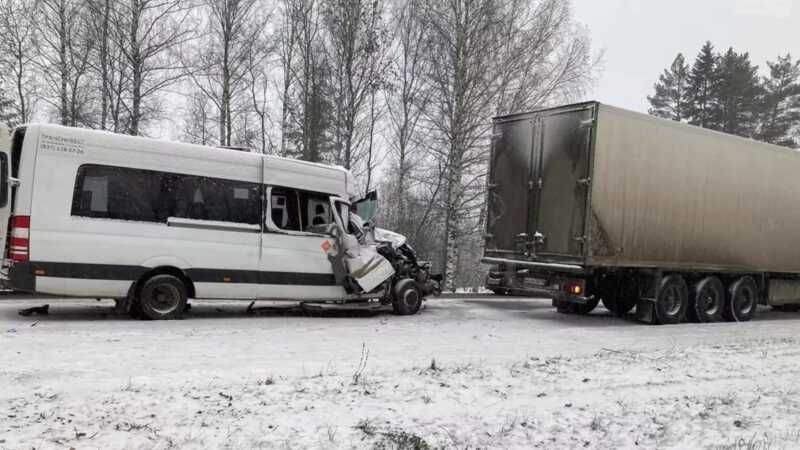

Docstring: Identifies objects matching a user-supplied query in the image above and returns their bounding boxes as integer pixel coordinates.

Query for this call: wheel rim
[700,286,721,316]
[403,289,420,309]
[735,286,755,316]
[150,285,180,314]
[662,284,682,316]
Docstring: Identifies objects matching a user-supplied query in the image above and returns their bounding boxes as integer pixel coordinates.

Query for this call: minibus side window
[300,193,332,232]
[269,187,301,231]
[72,165,163,222]
[167,175,260,225]
[268,186,333,234]
[72,164,261,225]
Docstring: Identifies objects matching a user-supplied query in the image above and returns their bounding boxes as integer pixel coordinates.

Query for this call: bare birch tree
[36,0,94,126]
[382,0,431,235]
[276,0,303,156]
[421,0,596,290]
[322,0,387,171]
[186,0,267,146]
[86,0,116,129]
[285,0,331,162]
[0,0,39,123]
[182,89,214,144]
[246,52,275,153]
[113,0,192,135]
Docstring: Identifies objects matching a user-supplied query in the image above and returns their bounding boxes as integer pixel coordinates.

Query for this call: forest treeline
[648,42,799,148]
[0,0,598,289]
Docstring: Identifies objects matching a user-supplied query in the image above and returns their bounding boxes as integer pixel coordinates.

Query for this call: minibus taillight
[9,215,30,262]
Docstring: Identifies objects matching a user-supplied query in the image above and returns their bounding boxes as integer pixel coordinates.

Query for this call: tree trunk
[58,0,69,125]
[99,0,110,129]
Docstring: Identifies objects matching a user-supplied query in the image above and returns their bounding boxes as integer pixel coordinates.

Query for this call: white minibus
[0,125,440,319]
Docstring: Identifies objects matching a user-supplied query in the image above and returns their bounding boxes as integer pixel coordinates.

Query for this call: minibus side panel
[26,126,262,299]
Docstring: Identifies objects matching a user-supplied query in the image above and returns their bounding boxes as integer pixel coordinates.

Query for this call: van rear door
[0,127,12,266]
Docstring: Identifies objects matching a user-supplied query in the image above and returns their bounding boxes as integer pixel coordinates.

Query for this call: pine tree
[711,48,762,137]
[756,54,800,147]
[687,41,718,128]
[648,53,690,121]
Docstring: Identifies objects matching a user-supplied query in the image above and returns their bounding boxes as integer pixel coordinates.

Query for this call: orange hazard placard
[321,240,332,253]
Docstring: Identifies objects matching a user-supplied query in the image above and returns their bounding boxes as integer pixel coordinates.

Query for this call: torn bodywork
[324,210,440,315]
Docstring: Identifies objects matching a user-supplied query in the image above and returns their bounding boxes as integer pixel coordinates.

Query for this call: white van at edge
[0,124,440,319]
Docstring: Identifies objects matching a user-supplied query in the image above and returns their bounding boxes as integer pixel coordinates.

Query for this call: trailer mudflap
[635,298,657,324]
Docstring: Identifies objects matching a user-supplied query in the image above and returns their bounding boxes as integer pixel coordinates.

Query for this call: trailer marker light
[35,269,45,275]
[223,276,232,282]
[564,282,584,296]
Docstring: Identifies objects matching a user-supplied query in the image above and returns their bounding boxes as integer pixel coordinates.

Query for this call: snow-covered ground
[2,296,800,449]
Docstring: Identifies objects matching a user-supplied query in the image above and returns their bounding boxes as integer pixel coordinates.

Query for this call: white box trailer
[1,124,439,319]
[482,101,800,324]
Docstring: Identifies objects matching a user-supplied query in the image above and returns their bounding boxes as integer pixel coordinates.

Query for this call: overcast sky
[571,0,800,113]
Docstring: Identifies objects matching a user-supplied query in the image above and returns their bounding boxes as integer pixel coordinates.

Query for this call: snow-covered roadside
[3,297,800,449]
[3,336,800,449]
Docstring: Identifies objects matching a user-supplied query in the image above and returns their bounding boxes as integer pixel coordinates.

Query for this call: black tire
[723,276,758,322]
[392,279,422,315]
[598,277,637,317]
[601,296,636,317]
[655,275,688,325]
[129,299,145,319]
[555,296,599,315]
[491,289,507,296]
[772,304,800,312]
[575,297,600,315]
[687,276,725,323]
[137,275,188,320]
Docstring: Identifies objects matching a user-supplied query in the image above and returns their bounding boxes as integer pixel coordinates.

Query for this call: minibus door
[328,197,394,294]
[0,127,13,268]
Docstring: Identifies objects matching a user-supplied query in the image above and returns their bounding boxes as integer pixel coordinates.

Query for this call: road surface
[2,296,800,449]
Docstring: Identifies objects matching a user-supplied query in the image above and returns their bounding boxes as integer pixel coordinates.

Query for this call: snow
[2,296,800,449]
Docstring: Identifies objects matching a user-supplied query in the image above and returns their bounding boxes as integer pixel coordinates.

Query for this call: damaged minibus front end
[322,190,441,315]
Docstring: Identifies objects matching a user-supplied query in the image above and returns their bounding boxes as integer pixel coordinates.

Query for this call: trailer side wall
[589,105,800,274]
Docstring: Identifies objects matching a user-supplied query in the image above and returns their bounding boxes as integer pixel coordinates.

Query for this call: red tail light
[9,215,30,262]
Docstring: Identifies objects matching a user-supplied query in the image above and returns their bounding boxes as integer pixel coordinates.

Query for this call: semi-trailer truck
[482,101,800,324]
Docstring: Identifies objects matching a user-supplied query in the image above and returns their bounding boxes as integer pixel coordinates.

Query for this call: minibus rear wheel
[138,275,188,320]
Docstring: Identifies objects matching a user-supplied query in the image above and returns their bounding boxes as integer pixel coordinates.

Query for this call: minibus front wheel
[392,278,422,315]
[136,274,188,320]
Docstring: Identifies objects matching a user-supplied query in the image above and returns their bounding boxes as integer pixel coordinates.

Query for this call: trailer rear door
[485,118,535,256]
[532,105,595,259]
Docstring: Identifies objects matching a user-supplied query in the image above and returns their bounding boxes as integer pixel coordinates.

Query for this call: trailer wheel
[601,297,635,317]
[772,304,800,312]
[599,277,637,317]
[556,297,599,315]
[137,275,188,320]
[723,276,757,322]
[655,275,688,324]
[688,276,724,323]
[392,279,422,315]
[575,297,600,315]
